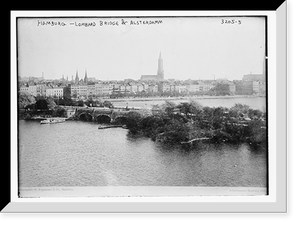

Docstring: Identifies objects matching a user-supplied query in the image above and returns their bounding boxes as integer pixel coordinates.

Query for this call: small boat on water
[98,124,128,129]
[98,125,122,129]
[40,118,66,124]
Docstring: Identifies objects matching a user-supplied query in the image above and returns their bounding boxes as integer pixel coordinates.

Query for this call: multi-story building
[28,85,37,96]
[137,83,144,92]
[70,84,89,97]
[105,83,114,96]
[198,81,214,93]
[252,81,266,96]
[174,84,187,93]
[19,85,39,96]
[71,85,80,97]
[148,84,158,93]
[87,84,96,96]
[95,83,113,96]
[119,84,126,93]
[125,84,131,93]
[186,83,200,93]
[46,87,64,98]
[242,73,266,96]
[228,82,236,94]
[170,84,176,92]
[142,83,149,91]
[253,81,260,94]
[130,83,138,93]
[258,81,266,95]
[78,85,87,97]
[36,84,47,97]
[19,85,29,93]
[95,83,102,96]
[159,83,171,93]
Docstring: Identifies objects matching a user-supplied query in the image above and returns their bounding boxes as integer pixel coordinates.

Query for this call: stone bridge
[69,107,151,124]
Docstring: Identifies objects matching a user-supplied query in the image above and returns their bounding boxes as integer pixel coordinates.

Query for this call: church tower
[75,69,79,84]
[157,52,164,80]
[84,69,88,84]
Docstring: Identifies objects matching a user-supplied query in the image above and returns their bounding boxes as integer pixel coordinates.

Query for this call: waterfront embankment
[106,95,263,103]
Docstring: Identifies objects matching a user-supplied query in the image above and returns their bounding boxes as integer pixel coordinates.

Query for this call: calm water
[112,96,266,111]
[19,120,267,187]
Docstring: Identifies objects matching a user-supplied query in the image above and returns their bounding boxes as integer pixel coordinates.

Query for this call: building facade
[46,87,64,97]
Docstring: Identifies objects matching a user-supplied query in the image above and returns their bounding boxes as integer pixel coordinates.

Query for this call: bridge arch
[78,112,93,122]
[95,114,111,123]
[113,116,129,125]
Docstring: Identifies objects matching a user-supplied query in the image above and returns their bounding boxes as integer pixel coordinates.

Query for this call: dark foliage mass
[124,102,267,148]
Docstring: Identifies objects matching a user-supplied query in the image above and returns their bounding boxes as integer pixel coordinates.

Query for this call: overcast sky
[17,16,265,81]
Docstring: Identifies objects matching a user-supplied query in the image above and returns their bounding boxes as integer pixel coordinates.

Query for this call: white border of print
[7,7,284,212]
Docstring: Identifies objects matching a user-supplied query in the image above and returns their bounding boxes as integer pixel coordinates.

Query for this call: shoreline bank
[106,95,265,103]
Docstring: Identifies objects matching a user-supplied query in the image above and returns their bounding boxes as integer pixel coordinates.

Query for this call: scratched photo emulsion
[17,16,268,197]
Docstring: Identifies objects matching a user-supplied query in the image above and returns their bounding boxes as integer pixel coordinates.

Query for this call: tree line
[18,92,114,119]
[123,101,267,149]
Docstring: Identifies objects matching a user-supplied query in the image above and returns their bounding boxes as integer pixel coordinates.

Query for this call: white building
[137,84,144,92]
[95,83,113,96]
[130,84,138,93]
[87,84,96,96]
[19,85,38,96]
[142,83,149,91]
[148,84,158,93]
[253,81,260,94]
[78,85,87,97]
[253,81,266,95]
[71,85,80,97]
[198,81,214,93]
[19,86,29,93]
[175,85,187,93]
[160,83,171,93]
[46,87,64,97]
[186,84,200,93]
[28,85,37,96]
[36,85,47,96]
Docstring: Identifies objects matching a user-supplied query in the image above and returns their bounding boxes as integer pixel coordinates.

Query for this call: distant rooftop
[242,74,265,81]
[140,75,161,81]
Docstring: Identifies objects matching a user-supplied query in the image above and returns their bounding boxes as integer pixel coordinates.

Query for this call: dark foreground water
[18,120,267,187]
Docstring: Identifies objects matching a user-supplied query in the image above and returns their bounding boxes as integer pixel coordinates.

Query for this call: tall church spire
[84,69,88,84]
[157,51,164,80]
[75,69,79,84]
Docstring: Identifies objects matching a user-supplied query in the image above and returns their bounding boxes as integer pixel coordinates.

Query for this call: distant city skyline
[17,17,266,81]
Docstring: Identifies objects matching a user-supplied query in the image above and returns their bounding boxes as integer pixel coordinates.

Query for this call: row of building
[18,52,266,98]
[18,74,266,98]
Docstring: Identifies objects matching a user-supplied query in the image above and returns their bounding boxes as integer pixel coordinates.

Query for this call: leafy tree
[158,101,176,116]
[248,109,263,119]
[35,99,49,110]
[125,111,143,134]
[52,107,66,117]
[18,92,36,109]
[46,97,57,110]
[103,101,114,108]
[230,104,250,116]
[177,102,199,118]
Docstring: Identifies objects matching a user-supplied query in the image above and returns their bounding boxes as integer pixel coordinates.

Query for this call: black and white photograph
[16,14,268,198]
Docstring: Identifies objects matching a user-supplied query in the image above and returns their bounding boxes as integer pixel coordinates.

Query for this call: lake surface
[111,96,267,111]
[19,119,267,187]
